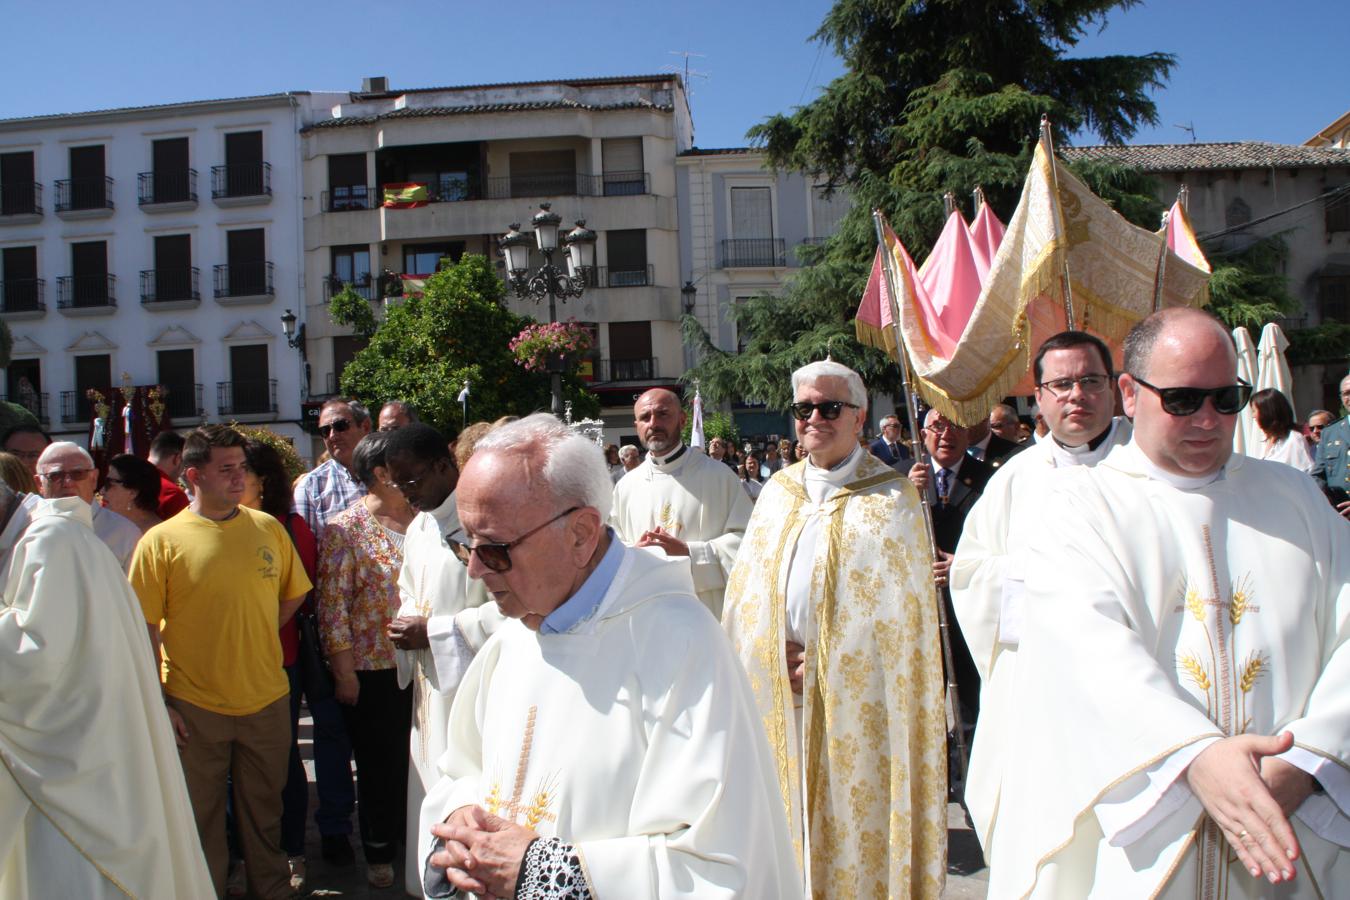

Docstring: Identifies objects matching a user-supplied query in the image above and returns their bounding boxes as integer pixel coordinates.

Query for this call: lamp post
[280,309,310,398]
[500,203,596,417]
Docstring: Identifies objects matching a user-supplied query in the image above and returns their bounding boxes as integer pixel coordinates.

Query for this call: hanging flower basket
[510,321,593,373]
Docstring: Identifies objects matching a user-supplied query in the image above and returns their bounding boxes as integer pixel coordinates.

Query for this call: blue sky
[0,1,1342,149]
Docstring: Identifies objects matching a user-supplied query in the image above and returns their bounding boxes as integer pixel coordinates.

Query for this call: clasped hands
[429,804,537,900]
[1185,731,1315,885]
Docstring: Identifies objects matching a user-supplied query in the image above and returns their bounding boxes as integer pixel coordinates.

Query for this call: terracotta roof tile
[1061,141,1350,172]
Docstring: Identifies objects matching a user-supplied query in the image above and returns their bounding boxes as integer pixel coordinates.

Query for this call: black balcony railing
[325,274,375,300]
[218,379,277,415]
[583,265,654,288]
[321,185,376,212]
[720,238,787,268]
[0,278,45,314]
[55,176,114,212]
[599,357,658,381]
[138,169,198,205]
[164,383,204,419]
[0,181,42,216]
[57,274,116,309]
[213,261,274,299]
[1,391,49,423]
[140,267,200,303]
[60,390,93,423]
[211,162,271,199]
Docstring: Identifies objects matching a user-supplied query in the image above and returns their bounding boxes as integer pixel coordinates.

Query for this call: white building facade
[0,92,342,449]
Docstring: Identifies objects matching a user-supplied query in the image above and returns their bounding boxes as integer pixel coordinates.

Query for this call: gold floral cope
[723,453,947,898]
[1172,526,1270,900]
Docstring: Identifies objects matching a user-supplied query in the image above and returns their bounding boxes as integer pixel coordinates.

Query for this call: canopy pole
[1040,115,1077,330]
[871,207,970,793]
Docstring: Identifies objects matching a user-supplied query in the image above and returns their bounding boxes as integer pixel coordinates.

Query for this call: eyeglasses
[1309,424,1326,433]
[392,460,448,495]
[1037,374,1111,399]
[318,419,353,438]
[924,420,959,434]
[38,468,93,483]
[788,400,860,421]
[447,506,581,573]
[1131,376,1252,416]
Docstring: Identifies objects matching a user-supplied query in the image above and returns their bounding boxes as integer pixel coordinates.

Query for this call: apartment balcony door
[152,137,191,203]
[229,344,270,414]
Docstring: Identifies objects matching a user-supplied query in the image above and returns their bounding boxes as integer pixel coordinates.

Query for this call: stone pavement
[288,713,989,898]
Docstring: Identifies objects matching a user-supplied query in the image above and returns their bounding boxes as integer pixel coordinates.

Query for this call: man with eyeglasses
[422,413,799,899]
[290,396,372,866]
[869,413,913,467]
[383,422,493,895]
[951,330,1132,850]
[1311,373,1350,518]
[723,361,946,897]
[985,309,1350,898]
[611,388,751,619]
[36,441,141,571]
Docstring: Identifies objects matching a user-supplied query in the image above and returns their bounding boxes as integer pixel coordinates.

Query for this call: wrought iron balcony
[140,267,201,304]
[211,162,271,200]
[0,181,42,217]
[164,383,204,419]
[57,274,117,309]
[599,357,658,381]
[217,379,277,416]
[584,265,654,289]
[324,274,375,300]
[0,278,45,314]
[720,238,787,268]
[0,391,49,423]
[138,169,198,205]
[55,176,114,212]
[60,390,93,423]
[213,261,274,299]
[321,185,376,211]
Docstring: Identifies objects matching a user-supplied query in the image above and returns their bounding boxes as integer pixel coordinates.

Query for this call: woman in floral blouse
[317,431,415,890]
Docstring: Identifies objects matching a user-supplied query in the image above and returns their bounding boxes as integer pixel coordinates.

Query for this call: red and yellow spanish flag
[382,182,429,209]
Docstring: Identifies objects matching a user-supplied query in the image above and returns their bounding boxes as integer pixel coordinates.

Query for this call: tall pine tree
[684,0,1174,409]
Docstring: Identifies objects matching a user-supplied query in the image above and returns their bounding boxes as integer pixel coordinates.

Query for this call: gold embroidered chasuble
[986,445,1350,899]
[722,453,948,899]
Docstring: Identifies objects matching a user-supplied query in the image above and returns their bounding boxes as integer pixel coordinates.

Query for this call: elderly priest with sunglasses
[950,330,1132,853]
[420,414,799,899]
[722,361,948,898]
[986,308,1350,899]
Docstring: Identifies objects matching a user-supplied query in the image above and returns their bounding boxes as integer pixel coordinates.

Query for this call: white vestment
[987,443,1350,899]
[610,444,752,619]
[951,416,1132,846]
[394,490,490,896]
[421,545,801,899]
[92,502,142,571]
[0,497,211,899]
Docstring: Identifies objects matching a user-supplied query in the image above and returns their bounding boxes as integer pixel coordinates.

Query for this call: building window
[811,185,850,239]
[157,349,198,419]
[601,138,645,196]
[605,230,649,287]
[228,344,271,414]
[606,321,653,381]
[330,246,372,299]
[403,243,462,275]
[6,358,42,420]
[67,145,108,210]
[1,245,40,313]
[70,241,110,307]
[222,131,266,197]
[74,353,112,421]
[0,150,38,215]
[509,150,577,198]
[151,137,192,203]
[152,234,194,301]
[331,336,369,395]
[328,153,370,210]
[1326,190,1350,234]
[1225,197,1251,229]
[731,186,773,239]
[1320,276,1349,324]
[224,228,268,297]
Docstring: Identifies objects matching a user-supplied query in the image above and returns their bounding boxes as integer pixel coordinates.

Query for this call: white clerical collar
[649,443,688,472]
[804,445,863,483]
[1126,440,1224,490]
[1047,418,1121,467]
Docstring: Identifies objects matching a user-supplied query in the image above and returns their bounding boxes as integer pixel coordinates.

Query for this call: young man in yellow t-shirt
[131,425,311,900]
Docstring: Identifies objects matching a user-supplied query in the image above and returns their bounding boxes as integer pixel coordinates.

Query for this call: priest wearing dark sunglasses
[421,414,799,899]
[986,308,1350,898]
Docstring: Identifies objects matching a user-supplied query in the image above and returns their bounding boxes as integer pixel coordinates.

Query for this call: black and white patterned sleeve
[515,837,592,900]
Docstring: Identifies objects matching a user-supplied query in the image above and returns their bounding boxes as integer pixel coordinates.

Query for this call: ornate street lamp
[280,308,310,399]
[500,203,596,417]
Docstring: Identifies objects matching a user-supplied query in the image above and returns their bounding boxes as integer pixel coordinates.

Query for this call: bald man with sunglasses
[986,308,1350,898]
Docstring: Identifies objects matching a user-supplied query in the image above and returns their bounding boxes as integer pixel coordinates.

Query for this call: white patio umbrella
[1232,326,1259,455]
[1256,322,1295,414]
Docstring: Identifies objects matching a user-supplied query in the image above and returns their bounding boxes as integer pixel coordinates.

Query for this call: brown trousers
[169,695,292,900]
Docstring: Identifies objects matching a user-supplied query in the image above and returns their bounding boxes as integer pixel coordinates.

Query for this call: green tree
[685,0,1175,408]
[331,255,598,433]
[1202,233,1299,331]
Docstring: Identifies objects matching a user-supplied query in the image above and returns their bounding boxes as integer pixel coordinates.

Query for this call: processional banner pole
[870,207,970,790]
[1040,115,1077,330]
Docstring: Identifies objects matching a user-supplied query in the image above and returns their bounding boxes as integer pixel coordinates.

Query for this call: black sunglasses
[318,418,353,438]
[788,400,860,421]
[1131,376,1252,417]
[447,506,581,573]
